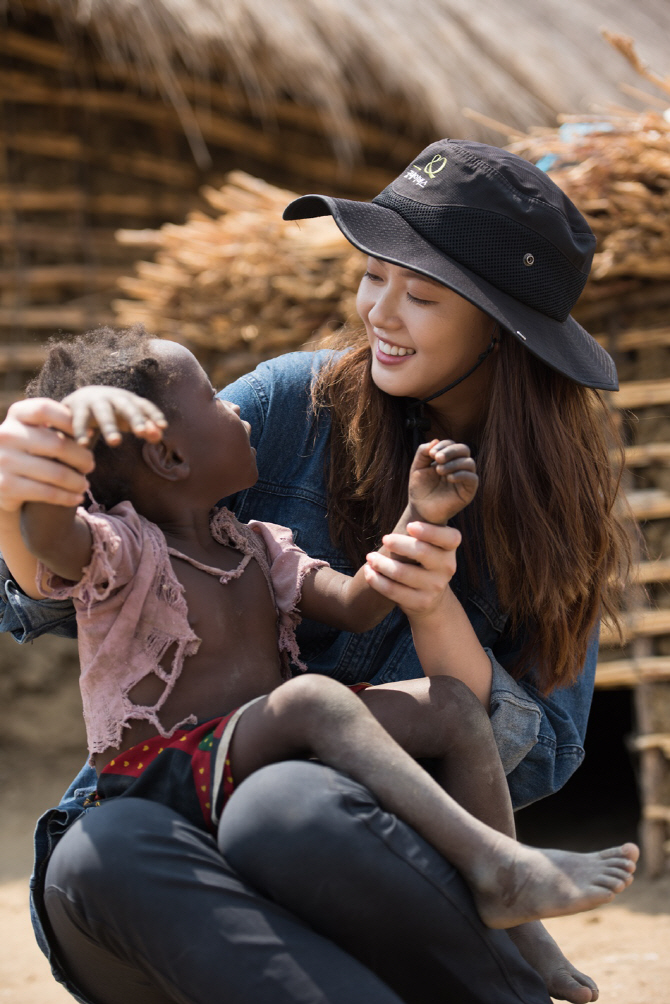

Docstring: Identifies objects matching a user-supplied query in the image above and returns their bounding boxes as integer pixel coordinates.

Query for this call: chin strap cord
[405,329,500,451]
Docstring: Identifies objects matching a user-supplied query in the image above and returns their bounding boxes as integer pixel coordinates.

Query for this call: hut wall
[0,3,429,401]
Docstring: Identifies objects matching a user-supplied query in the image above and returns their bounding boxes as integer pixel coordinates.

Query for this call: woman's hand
[407,439,478,525]
[0,398,93,512]
[363,520,462,618]
[63,386,167,447]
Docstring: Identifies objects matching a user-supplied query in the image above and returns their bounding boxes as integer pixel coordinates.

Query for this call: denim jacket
[0,350,596,994]
[219,351,598,807]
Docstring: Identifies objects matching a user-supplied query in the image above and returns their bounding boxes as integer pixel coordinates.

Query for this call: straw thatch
[2,0,670,379]
[5,0,670,164]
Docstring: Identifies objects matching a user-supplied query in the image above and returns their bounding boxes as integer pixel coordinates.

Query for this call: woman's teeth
[378,339,415,357]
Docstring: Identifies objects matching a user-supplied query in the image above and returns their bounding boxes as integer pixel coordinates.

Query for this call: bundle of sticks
[113,172,363,384]
[505,32,670,326]
[509,109,670,283]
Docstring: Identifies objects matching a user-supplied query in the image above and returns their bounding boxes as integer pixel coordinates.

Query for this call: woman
[0,140,628,1004]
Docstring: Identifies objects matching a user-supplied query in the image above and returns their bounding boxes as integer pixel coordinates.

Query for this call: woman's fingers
[5,397,74,437]
[0,400,93,511]
[369,546,455,585]
[405,521,462,549]
[383,525,461,567]
[368,519,463,612]
[363,562,447,613]
[0,445,90,510]
[1,403,94,472]
[1,468,88,509]
[378,530,458,583]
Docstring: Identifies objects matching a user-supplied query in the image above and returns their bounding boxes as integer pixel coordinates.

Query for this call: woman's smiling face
[356,257,495,402]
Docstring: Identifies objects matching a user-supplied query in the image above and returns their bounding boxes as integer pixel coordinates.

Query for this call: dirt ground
[1,634,669,1004]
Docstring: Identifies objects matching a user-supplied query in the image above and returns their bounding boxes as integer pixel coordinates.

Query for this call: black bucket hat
[283,139,617,392]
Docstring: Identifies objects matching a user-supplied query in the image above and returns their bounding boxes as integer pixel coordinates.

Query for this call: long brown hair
[312,328,631,694]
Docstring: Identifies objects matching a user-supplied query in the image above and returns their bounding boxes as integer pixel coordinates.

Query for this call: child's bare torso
[92,538,285,772]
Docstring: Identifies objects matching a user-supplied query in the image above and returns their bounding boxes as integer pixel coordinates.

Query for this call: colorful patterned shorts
[87,684,371,834]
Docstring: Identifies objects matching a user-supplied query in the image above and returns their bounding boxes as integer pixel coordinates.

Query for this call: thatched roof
[6,0,670,163]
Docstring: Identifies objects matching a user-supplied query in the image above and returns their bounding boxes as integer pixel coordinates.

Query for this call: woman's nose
[367,288,400,330]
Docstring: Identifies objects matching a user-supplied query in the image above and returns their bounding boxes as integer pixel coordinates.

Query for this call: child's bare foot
[466,838,638,929]
[508,921,599,1002]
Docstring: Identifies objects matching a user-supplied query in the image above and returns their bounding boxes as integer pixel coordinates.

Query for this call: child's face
[150,340,258,499]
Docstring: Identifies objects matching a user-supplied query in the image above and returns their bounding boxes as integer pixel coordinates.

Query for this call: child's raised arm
[299,440,477,633]
[380,439,491,705]
[19,387,166,595]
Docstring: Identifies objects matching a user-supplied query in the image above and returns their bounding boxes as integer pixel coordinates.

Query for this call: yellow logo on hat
[414,155,447,179]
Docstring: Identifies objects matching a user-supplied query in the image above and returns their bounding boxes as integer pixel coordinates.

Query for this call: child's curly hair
[27,325,176,509]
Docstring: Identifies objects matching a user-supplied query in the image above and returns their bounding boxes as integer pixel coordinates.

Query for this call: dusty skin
[469,836,638,929]
[1,749,668,1004]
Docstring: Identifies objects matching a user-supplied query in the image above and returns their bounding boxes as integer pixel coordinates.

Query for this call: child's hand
[407,439,478,525]
[363,521,461,618]
[63,387,168,447]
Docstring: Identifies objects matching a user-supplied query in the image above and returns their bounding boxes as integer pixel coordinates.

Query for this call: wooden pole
[0,306,114,329]
[3,132,199,187]
[0,265,125,289]
[0,187,198,217]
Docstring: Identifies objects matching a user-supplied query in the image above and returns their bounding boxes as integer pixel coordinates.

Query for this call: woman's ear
[141,439,190,482]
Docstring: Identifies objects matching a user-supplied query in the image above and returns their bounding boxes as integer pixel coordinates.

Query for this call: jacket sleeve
[488,624,599,809]
[0,554,78,642]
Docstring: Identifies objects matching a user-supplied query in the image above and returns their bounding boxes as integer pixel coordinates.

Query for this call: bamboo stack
[114,173,364,386]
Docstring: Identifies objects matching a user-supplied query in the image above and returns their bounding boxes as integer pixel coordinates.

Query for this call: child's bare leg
[359,678,600,1003]
[359,676,515,834]
[227,675,638,930]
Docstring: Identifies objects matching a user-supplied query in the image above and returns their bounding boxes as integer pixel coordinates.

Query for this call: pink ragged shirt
[36,503,327,758]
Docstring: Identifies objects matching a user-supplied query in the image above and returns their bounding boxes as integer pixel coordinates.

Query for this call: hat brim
[283,194,617,392]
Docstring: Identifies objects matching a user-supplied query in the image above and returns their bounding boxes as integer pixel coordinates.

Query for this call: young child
[12,325,637,935]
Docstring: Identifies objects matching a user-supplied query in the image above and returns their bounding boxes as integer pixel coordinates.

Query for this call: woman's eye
[363,271,383,283]
[407,292,435,306]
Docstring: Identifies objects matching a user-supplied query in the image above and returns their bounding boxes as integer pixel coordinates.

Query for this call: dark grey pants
[44,761,550,1004]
